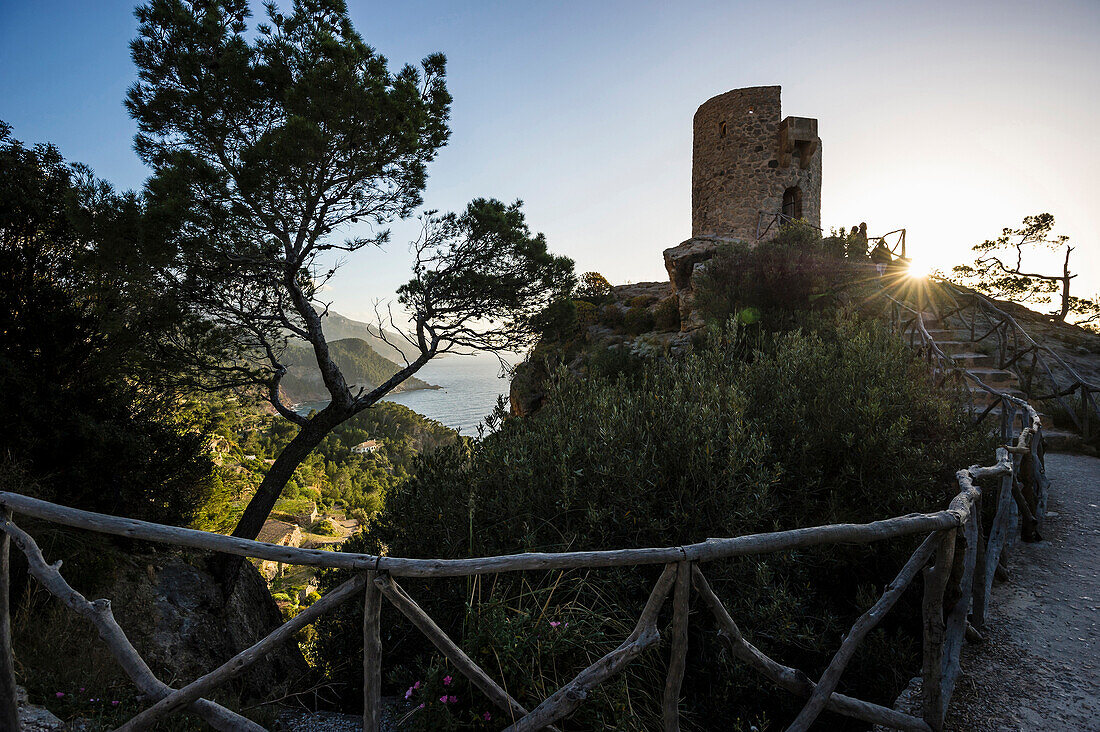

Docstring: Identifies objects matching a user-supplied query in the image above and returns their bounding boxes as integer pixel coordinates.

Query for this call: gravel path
[945,452,1100,730]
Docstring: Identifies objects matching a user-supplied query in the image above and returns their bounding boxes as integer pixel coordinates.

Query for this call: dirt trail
[945,452,1100,730]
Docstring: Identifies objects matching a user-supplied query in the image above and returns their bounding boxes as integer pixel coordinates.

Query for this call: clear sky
[2,0,1098,325]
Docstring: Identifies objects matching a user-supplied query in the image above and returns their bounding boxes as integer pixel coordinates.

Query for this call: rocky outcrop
[663,236,744,332]
[663,237,724,292]
[17,686,63,731]
[146,554,308,691]
[13,543,308,712]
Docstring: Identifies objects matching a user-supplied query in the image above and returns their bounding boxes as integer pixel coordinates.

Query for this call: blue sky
[2,0,1098,324]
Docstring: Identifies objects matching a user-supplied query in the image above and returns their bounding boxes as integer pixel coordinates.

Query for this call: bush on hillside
[313,314,989,729]
[693,222,862,328]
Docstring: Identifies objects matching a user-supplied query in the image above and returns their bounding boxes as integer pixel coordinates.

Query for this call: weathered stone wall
[691,86,821,240]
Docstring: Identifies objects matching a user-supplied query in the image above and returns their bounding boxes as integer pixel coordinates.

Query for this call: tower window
[782,186,803,219]
[718,120,727,138]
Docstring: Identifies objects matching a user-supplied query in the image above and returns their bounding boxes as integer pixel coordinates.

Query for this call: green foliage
[952,213,1097,325]
[530,297,577,343]
[598,304,624,329]
[575,271,613,303]
[622,306,655,335]
[653,295,681,332]
[693,224,855,328]
[311,519,340,536]
[315,314,989,728]
[399,198,576,352]
[0,123,216,524]
[574,300,598,330]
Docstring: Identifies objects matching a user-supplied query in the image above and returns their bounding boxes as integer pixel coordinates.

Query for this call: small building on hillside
[256,519,303,580]
[351,440,381,455]
[294,502,319,527]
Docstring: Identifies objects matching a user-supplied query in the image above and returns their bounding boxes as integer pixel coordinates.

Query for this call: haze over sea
[297,352,515,435]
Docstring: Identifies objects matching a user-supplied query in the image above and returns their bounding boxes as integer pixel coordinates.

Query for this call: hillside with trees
[278,337,436,406]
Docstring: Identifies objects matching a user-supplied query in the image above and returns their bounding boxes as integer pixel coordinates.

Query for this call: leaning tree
[128,0,574,550]
[953,212,1097,326]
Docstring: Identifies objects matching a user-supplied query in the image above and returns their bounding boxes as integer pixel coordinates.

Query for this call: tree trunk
[1058,246,1072,321]
[217,405,346,591]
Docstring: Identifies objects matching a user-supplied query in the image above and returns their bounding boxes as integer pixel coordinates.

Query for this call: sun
[906,258,933,279]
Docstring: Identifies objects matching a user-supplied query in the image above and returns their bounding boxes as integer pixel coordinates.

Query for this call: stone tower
[691,86,821,241]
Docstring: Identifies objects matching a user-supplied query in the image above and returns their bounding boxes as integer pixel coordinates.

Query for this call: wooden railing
[871,229,907,260]
[0,311,1050,732]
[754,210,824,242]
[752,211,906,262]
[931,282,1100,440]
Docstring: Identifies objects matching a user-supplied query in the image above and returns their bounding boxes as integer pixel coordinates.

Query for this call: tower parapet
[691,86,821,241]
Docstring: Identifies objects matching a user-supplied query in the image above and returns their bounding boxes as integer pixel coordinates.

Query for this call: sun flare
[906,258,933,279]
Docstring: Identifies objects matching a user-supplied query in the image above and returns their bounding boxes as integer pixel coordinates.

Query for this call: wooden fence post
[662,561,690,731]
[0,509,18,732]
[921,529,955,731]
[363,570,382,732]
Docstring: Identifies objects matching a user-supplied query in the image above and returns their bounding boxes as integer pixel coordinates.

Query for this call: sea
[295,352,517,435]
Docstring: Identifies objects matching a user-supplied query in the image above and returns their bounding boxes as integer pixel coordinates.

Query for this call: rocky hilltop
[511,234,1100,418]
[510,236,739,416]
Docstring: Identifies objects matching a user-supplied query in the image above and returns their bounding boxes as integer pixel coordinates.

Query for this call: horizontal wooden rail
[0,491,961,577]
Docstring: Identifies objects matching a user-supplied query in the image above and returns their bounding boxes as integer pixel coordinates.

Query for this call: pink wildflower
[443,675,452,686]
[413,681,421,690]
[79,687,85,692]
[483,711,492,721]
[440,695,448,703]
[417,703,425,709]
[111,701,120,706]
[405,688,414,700]
[55,692,64,698]
[447,695,457,704]
[549,621,560,628]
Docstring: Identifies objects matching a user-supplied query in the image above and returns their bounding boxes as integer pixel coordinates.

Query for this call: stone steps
[908,310,1081,446]
[950,351,993,368]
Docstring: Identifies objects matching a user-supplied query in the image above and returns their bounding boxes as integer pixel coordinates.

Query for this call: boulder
[663,238,730,291]
[17,686,63,731]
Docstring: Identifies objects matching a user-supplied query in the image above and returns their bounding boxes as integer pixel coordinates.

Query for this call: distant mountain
[279,337,437,405]
[319,311,423,364]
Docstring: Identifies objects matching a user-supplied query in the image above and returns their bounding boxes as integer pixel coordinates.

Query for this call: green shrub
[693,227,858,327]
[532,297,577,342]
[598,304,624,328]
[311,519,340,536]
[575,271,613,304]
[623,306,655,335]
[653,295,681,331]
[574,299,598,331]
[314,314,989,729]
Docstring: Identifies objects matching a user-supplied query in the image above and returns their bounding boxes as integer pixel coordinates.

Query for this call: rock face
[663,238,722,292]
[663,237,737,332]
[14,544,308,709]
[145,555,308,691]
[17,686,64,731]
